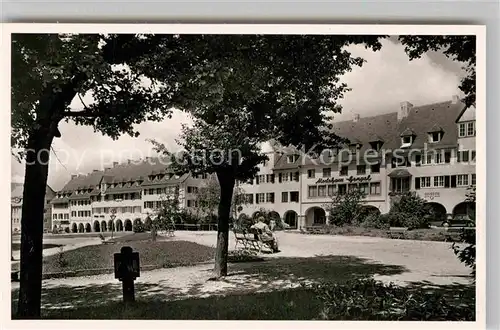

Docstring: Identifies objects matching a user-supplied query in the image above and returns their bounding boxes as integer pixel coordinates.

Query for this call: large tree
[11,33,199,318]
[398,35,476,109]
[150,35,385,278]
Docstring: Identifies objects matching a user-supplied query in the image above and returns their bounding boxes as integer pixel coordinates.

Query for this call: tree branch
[63,110,101,118]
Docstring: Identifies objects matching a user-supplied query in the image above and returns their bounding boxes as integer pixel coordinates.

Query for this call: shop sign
[315,175,372,185]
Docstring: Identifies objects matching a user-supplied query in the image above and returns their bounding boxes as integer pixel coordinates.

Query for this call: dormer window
[429,131,442,143]
[287,154,299,163]
[369,140,383,152]
[428,124,444,143]
[400,128,416,148]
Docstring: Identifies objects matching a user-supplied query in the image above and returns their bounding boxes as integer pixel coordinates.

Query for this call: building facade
[237,96,476,229]
[11,183,56,233]
[51,158,210,233]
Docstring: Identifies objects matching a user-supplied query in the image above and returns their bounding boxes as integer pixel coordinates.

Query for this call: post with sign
[110,208,117,239]
[114,246,140,303]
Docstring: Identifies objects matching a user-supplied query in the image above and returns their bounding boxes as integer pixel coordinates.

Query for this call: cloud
[336,39,463,121]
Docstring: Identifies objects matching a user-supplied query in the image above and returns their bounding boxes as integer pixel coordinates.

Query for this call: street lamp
[110,208,117,239]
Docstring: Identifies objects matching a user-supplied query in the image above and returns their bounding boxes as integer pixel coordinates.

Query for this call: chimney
[451,95,460,104]
[398,101,413,121]
[113,161,118,167]
[353,113,360,122]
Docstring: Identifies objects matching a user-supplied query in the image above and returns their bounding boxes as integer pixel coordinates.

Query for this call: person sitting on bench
[251,216,279,252]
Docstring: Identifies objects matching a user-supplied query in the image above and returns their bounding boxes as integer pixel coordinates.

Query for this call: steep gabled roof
[390,100,464,149]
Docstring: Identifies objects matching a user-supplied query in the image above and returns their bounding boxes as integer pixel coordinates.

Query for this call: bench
[305,225,327,234]
[232,228,273,253]
[100,235,114,245]
[443,227,475,242]
[387,227,408,239]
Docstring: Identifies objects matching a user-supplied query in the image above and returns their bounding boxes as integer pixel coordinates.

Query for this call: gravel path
[11,231,472,310]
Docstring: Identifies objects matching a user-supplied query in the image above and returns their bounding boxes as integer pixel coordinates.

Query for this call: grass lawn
[11,243,62,251]
[11,240,215,278]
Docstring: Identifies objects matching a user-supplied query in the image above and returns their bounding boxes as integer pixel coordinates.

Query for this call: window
[281,172,289,182]
[391,178,411,192]
[266,174,275,183]
[369,141,382,151]
[435,152,444,164]
[348,184,358,192]
[458,150,469,163]
[308,186,318,198]
[340,166,348,176]
[420,177,432,188]
[290,191,299,202]
[256,193,265,204]
[370,182,381,195]
[467,122,475,136]
[323,168,331,177]
[266,193,275,203]
[429,132,442,143]
[307,169,315,179]
[287,154,298,163]
[401,136,413,145]
[356,165,366,175]
[371,163,380,173]
[458,123,466,137]
[471,174,476,185]
[359,183,369,195]
[187,200,193,207]
[457,174,469,187]
[349,144,359,154]
[337,184,347,195]
[434,176,445,187]
[281,192,288,203]
[327,185,337,196]
[318,185,326,197]
[422,153,433,165]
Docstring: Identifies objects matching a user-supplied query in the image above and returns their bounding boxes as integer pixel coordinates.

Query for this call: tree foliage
[398,35,476,109]
[150,35,385,277]
[388,192,432,229]
[326,188,367,226]
[12,33,200,318]
[452,185,476,279]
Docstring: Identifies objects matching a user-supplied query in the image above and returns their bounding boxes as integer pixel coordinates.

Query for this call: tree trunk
[16,129,54,319]
[213,171,235,278]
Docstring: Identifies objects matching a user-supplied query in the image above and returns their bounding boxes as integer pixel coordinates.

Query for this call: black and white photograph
[4,24,485,325]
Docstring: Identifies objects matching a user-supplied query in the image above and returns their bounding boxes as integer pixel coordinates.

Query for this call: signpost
[114,246,140,303]
[110,208,117,239]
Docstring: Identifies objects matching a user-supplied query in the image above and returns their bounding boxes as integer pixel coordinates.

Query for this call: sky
[11,37,465,191]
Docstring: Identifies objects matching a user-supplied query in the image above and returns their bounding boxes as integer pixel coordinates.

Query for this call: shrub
[452,185,476,278]
[310,278,475,321]
[133,219,145,233]
[361,214,390,230]
[389,192,431,229]
[326,189,367,226]
[64,227,70,233]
